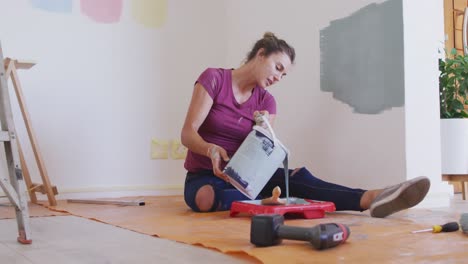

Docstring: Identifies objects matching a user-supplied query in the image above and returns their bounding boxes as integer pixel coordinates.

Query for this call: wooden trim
[442,174,468,199]
[445,0,455,55]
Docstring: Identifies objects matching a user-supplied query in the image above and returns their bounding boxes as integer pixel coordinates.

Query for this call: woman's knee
[195,184,215,212]
[291,167,305,177]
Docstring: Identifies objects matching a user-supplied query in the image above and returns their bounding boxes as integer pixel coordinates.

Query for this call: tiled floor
[0,215,254,264]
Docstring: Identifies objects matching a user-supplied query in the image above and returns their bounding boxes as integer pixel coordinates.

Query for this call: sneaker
[369,176,430,218]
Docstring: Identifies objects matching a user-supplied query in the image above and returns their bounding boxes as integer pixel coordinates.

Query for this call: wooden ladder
[3,56,58,206]
[0,42,32,244]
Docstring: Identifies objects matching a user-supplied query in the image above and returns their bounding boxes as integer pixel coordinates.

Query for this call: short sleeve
[195,68,223,100]
[263,92,277,115]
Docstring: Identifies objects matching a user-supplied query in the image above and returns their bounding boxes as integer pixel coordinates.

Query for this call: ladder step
[0,131,10,142]
[30,183,58,195]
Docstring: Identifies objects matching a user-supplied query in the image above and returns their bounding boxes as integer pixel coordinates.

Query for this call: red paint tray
[230,198,336,219]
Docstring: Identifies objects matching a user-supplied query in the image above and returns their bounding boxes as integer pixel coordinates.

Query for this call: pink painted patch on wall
[80,0,123,23]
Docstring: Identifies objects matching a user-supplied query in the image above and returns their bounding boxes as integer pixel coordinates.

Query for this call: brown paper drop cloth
[37,195,468,263]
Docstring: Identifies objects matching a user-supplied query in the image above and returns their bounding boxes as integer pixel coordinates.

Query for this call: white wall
[0,0,450,205]
[225,0,406,190]
[0,0,228,197]
[403,0,451,206]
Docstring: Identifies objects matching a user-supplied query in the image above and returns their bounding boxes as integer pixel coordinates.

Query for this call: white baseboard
[0,185,184,203]
[56,189,184,200]
[415,189,452,209]
[55,185,184,200]
[4,184,453,209]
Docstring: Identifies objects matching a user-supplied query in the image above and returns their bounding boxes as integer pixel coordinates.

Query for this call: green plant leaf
[440,53,468,118]
[453,100,464,111]
[451,48,457,56]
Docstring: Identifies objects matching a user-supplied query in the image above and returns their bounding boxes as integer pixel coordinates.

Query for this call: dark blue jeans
[184,167,366,212]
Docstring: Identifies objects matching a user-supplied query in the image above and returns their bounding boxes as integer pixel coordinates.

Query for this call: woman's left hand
[253,110,270,128]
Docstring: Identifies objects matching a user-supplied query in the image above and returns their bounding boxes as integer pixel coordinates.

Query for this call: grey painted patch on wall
[320,0,404,114]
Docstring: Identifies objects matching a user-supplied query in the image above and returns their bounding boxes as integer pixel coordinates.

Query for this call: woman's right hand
[207,144,231,182]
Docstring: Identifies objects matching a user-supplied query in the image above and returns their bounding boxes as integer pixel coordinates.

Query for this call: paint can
[223,116,289,200]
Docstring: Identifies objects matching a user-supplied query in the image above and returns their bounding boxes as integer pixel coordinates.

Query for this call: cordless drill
[250,214,350,250]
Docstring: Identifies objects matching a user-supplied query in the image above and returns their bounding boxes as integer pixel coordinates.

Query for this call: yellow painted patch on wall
[171,140,187,159]
[151,138,169,159]
[132,0,167,28]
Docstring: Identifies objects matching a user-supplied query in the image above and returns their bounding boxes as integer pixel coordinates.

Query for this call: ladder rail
[8,60,56,206]
[0,42,32,244]
[0,131,9,141]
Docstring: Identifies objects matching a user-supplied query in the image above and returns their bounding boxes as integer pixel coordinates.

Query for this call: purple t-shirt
[184,68,277,172]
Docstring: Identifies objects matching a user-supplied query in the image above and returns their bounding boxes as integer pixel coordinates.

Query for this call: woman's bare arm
[181,83,214,156]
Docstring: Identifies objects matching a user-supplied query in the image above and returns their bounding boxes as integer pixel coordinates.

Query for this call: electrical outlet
[151,139,169,159]
[171,140,187,159]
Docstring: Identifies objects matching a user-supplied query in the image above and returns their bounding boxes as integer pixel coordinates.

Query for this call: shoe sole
[370,176,430,218]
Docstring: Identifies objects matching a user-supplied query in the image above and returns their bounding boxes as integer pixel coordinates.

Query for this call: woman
[181,32,430,217]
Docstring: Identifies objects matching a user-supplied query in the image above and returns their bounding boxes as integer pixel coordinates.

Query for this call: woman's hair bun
[263,32,276,39]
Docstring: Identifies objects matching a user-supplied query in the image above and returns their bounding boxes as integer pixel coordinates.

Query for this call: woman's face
[255,51,292,88]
